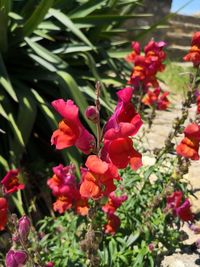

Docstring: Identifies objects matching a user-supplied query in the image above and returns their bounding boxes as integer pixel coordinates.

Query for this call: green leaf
[68,0,106,18]
[25,37,67,68]
[49,8,95,49]
[126,231,140,246]
[0,103,8,119]
[0,0,12,13]
[108,49,132,58]
[31,89,57,129]
[23,0,54,37]
[72,14,152,25]
[29,53,57,72]
[0,155,9,170]
[8,113,25,150]
[0,54,18,101]
[10,82,37,158]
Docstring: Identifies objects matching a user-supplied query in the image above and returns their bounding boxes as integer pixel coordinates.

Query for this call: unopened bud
[148,243,154,252]
[5,250,28,267]
[18,216,31,242]
[45,262,54,267]
[85,106,99,123]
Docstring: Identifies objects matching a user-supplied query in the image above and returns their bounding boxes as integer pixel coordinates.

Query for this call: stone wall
[123,0,172,42]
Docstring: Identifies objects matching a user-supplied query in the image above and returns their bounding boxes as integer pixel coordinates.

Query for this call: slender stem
[95,81,101,154]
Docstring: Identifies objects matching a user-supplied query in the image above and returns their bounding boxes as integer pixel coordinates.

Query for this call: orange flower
[176,123,200,160]
[79,155,119,199]
[53,196,73,214]
[51,99,95,154]
[75,198,89,216]
[183,32,200,67]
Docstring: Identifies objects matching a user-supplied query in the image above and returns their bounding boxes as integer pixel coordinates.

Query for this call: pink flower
[18,216,31,242]
[103,88,143,170]
[85,106,99,123]
[47,164,77,197]
[5,250,28,267]
[51,99,95,154]
[1,170,24,195]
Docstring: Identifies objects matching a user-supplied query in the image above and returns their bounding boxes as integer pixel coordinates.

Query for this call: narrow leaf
[23,0,54,36]
[0,54,18,101]
[49,8,95,49]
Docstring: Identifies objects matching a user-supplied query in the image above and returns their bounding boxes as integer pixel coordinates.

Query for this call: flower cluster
[126,40,166,91]
[176,123,200,160]
[0,170,24,231]
[183,32,200,67]
[47,164,89,215]
[166,191,193,222]
[5,216,31,267]
[142,87,170,110]
[50,87,143,234]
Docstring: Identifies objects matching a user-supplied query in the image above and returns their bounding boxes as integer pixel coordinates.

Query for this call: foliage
[0,0,150,172]
[38,162,189,267]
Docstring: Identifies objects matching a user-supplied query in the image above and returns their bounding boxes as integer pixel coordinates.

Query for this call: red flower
[142,88,161,106]
[1,170,24,195]
[176,123,200,160]
[126,41,141,63]
[79,155,119,199]
[0,197,8,231]
[104,214,120,235]
[166,191,193,222]
[176,199,193,222]
[102,192,127,214]
[126,40,166,90]
[107,137,142,170]
[51,99,95,154]
[183,32,200,67]
[142,88,170,110]
[157,91,170,110]
[166,191,183,210]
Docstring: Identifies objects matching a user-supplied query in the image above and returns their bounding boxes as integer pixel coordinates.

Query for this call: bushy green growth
[38,161,188,266]
[0,0,148,173]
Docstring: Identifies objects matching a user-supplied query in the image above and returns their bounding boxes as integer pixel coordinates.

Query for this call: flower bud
[148,243,154,252]
[85,106,99,123]
[5,250,28,267]
[18,216,31,242]
[45,262,54,267]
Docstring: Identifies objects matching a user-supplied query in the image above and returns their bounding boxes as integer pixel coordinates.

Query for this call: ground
[141,83,200,266]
